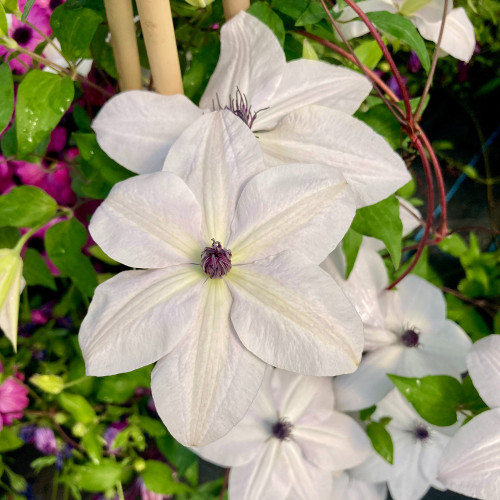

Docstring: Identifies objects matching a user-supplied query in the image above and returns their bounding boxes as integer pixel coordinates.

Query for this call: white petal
[228,251,363,376]
[350,449,395,483]
[294,411,370,470]
[412,7,475,62]
[254,60,371,130]
[332,472,388,500]
[438,408,500,500]
[283,440,334,500]
[334,346,403,411]
[228,163,356,265]
[151,279,267,446]
[337,0,398,40]
[0,264,23,351]
[467,334,500,409]
[229,441,293,500]
[163,110,265,244]
[92,91,202,173]
[89,171,203,268]
[258,106,410,208]
[199,11,285,112]
[79,265,203,376]
[374,388,420,429]
[419,431,450,485]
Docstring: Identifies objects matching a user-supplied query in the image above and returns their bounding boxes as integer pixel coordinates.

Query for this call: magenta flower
[34,427,58,455]
[0,157,16,194]
[0,377,29,430]
[0,6,51,74]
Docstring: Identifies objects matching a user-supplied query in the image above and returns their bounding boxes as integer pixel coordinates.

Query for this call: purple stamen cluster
[201,239,232,279]
[215,89,267,129]
[401,328,420,348]
[271,418,294,441]
[413,425,430,441]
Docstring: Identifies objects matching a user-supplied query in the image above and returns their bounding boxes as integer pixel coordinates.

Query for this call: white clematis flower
[352,389,457,500]
[438,334,500,499]
[195,368,371,500]
[331,469,387,500]
[43,39,93,77]
[92,11,409,208]
[80,110,364,447]
[337,0,475,62]
[325,247,471,411]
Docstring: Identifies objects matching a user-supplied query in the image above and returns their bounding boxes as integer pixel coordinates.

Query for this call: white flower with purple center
[79,110,364,447]
[195,368,371,500]
[92,11,409,209]
[323,247,471,411]
[438,334,500,499]
[337,0,475,62]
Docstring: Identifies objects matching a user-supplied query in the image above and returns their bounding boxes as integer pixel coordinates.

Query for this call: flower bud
[133,457,146,472]
[30,374,65,394]
[72,422,87,437]
[184,0,214,8]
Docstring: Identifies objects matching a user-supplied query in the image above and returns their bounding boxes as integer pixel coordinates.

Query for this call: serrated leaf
[366,421,393,464]
[23,248,57,290]
[16,71,74,155]
[351,195,402,267]
[388,374,463,426]
[0,186,57,228]
[366,11,430,72]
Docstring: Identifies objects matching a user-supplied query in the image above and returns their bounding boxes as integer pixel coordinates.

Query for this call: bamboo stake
[136,0,183,95]
[104,0,142,91]
[222,0,249,20]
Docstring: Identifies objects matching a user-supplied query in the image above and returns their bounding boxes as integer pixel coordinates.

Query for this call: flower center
[13,27,32,45]
[401,328,420,348]
[413,425,430,441]
[201,239,232,279]
[271,418,294,441]
[215,88,267,129]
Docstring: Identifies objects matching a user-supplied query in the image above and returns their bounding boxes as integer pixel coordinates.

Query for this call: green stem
[116,481,125,500]
[51,470,60,500]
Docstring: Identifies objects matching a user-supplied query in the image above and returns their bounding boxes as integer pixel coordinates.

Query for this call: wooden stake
[104,0,142,91]
[136,0,183,95]
[222,0,249,20]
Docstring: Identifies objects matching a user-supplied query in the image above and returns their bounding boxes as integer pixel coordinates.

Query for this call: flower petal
[200,11,285,112]
[228,163,356,265]
[79,265,203,376]
[163,110,265,244]
[227,250,363,376]
[92,91,202,173]
[412,7,475,62]
[0,260,23,352]
[89,171,204,268]
[467,334,500,409]
[151,279,267,446]
[228,440,292,500]
[334,345,403,411]
[438,408,500,500]
[258,106,410,207]
[254,60,371,130]
[294,411,370,471]
[332,472,388,500]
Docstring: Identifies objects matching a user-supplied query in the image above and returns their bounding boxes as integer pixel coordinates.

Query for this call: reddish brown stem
[219,469,230,500]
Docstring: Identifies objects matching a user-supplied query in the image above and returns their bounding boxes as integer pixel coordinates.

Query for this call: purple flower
[408,51,421,73]
[34,427,58,455]
[0,377,29,430]
[19,425,36,443]
[387,75,408,100]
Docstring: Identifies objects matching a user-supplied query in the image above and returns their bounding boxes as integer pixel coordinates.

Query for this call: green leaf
[0,227,20,249]
[21,0,35,21]
[366,421,393,464]
[388,374,463,426]
[129,414,167,438]
[140,460,192,495]
[96,366,152,404]
[355,102,401,149]
[73,460,123,492]
[58,392,96,424]
[351,195,402,267]
[0,63,13,136]
[359,405,376,421]
[295,1,330,26]
[16,71,74,155]
[271,0,308,20]
[0,6,7,36]
[1,123,16,157]
[248,2,285,46]
[0,186,57,227]
[2,0,20,14]
[30,373,64,394]
[353,39,383,69]
[23,248,57,290]
[156,434,198,476]
[81,425,104,464]
[439,234,468,258]
[0,427,24,452]
[461,374,488,414]
[45,218,98,297]
[90,24,118,79]
[30,455,57,474]
[365,11,430,72]
[342,228,363,279]
[50,5,103,60]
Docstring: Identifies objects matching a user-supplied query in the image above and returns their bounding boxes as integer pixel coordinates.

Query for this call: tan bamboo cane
[136,0,183,95]
[222,0,250,20]
[103,0,142,91]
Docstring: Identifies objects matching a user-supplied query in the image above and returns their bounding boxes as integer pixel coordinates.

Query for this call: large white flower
[79,110,364,447]
[352,389,456,500]
[337,0,475,62]
[438,334,500,499]
[326,247,471,411]
[195,368,371,500]
[92,11,409,208]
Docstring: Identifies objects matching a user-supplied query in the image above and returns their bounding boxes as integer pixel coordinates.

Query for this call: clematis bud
[184,0,214,7]
[0,249,24,351]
